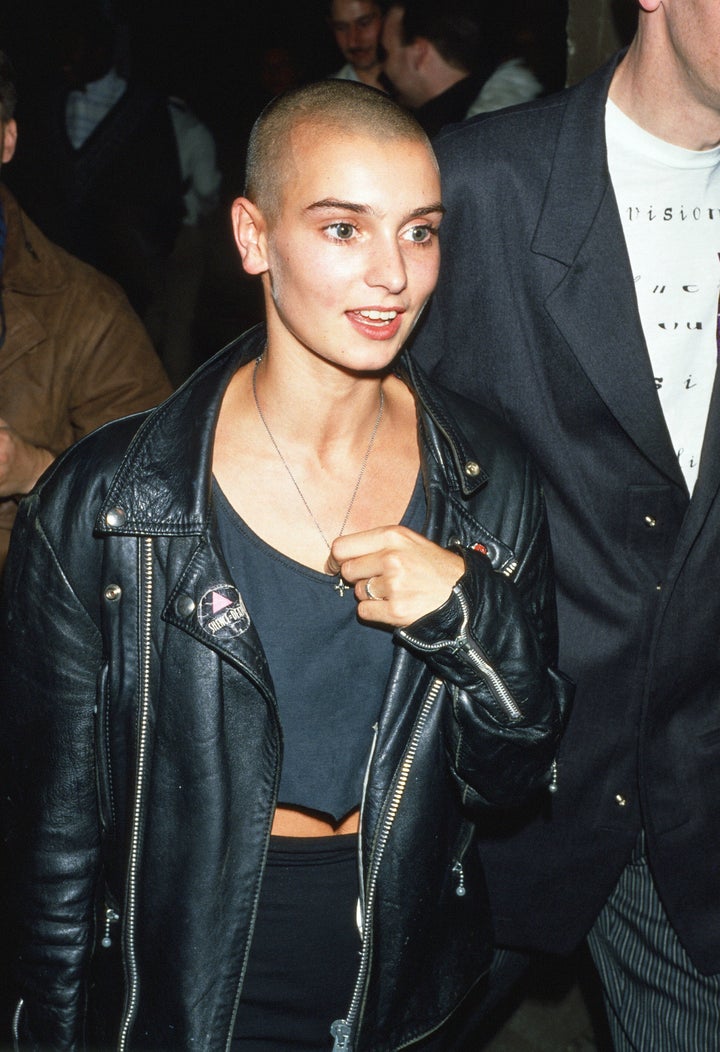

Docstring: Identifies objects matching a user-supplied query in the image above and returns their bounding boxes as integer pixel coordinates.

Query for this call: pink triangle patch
[211,591,234,614]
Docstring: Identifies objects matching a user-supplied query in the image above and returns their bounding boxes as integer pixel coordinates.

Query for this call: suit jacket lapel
[673,363,720,563]
[532,57,686,490]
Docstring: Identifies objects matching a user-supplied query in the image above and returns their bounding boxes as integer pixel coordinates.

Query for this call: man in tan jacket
[0,53,171,574]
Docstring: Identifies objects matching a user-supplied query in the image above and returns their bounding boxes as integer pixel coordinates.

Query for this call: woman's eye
[403,225,434,244]
[326,222,357,241]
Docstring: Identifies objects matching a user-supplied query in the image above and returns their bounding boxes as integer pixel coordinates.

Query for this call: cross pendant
[334,576,350,597]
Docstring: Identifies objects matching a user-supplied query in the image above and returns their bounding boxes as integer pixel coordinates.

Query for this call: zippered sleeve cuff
[396,548,548,726]
[395,547,570,806]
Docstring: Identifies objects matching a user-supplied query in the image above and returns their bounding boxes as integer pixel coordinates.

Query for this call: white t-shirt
[606,98,720,493]
[168,99,221,226]
[465,59,542,118]
[65,68,127,149]
[330,63,361,83]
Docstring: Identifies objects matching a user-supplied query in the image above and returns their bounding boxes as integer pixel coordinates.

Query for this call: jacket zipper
[399,585,522,722]
[355,725,379,932]
[12,998,23,1050]
[118,537,154,1052]
[330,677,444,1051]
[224,765,280,1052]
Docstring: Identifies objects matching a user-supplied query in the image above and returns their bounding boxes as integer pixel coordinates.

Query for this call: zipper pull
[548,759,559,794]
[452,860,466,897]
[102,906,120,948]
[330,1019,353,1050]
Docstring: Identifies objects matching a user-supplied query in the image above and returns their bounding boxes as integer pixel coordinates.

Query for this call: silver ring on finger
[364,577,382,601]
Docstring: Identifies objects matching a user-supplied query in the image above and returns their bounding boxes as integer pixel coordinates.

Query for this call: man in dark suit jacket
[413,1,720,1047]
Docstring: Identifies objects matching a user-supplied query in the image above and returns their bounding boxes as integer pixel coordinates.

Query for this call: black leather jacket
[0,327,570,1051]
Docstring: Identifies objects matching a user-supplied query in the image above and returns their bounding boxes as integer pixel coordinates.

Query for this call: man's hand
[0,419,54,498]
[328,526,465,628]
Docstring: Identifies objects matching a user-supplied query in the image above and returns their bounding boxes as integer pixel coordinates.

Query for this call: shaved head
[244,79,433,221]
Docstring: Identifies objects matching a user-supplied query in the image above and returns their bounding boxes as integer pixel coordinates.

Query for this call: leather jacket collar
[96,325,488,539]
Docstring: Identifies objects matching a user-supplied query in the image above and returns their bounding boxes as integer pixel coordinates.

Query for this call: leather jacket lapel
[162,532,275,698]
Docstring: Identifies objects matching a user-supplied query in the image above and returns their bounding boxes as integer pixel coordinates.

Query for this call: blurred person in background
[328,0,388,91]
[413,0,720,1047]
[382,0,539,138]
[5,1,184,319]
[145,88,222,385]
[0,48,171,577]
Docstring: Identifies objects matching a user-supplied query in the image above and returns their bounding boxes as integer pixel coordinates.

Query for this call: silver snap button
[104,584,122,602]
[176,594,196,618]
[105,506,127,528]
[464,461,480,478]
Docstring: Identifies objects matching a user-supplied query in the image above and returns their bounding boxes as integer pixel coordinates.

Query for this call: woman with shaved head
[1,80,568,1051]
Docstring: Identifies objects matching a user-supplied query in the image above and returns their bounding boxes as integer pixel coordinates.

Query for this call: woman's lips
[346,308,405,340]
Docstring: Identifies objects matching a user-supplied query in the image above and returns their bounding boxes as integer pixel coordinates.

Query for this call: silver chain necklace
[252,355,385,596]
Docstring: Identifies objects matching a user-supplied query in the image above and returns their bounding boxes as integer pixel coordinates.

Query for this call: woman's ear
[231,197,270,276]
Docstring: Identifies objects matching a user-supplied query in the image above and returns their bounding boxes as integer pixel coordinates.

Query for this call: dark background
[0,0,569,198]
[0,0,569,358]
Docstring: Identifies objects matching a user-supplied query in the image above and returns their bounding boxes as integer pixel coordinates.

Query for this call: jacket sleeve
[0,494,103,1050]
[63,276,172,446]
[396,457,572,810]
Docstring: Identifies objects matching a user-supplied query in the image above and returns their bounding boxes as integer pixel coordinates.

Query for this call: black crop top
[213,474,426,821]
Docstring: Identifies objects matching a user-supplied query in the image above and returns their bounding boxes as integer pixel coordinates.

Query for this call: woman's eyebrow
[305,199,372,215]
[304,200,446,218]
[407,203,446,218]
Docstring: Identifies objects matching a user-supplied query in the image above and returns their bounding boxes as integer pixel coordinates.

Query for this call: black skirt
[231,833,361,1051]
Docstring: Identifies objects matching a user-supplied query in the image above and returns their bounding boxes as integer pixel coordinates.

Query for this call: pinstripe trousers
[587,831,720,1051]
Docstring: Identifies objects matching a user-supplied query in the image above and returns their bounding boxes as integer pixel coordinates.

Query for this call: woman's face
[242,123,443,378]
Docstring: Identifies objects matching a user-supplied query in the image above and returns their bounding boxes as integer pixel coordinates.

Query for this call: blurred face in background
[381,5,422,107]
[0,114,17,173]
[329,0,384,73]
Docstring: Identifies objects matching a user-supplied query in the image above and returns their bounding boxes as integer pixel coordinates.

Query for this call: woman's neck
[252,348,388,456]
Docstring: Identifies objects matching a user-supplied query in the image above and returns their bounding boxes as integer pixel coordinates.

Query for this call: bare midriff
[271,805,360,837]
